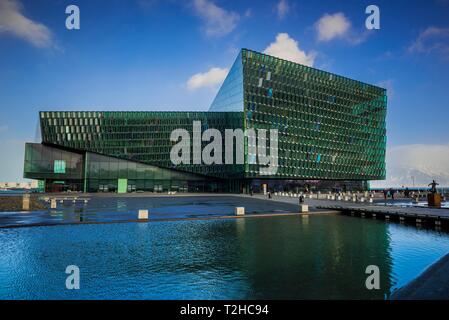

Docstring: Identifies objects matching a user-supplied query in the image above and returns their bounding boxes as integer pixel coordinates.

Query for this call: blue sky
[0,0,448,185]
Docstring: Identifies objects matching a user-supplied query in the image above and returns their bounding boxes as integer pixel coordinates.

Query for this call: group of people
[383,187,411,200]
[383,188,396,200]
[382,180,440,201]
[251,180,440,202]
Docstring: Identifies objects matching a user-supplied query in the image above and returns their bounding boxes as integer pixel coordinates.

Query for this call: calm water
[1,215,449,299]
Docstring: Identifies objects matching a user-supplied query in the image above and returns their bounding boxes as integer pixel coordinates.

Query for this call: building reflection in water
[229,215,393,299]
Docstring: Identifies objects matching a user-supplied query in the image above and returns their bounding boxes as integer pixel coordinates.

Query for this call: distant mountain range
[370,143,449,188]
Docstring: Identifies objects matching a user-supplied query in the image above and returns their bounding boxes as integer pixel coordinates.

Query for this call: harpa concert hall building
[24,49,387,193]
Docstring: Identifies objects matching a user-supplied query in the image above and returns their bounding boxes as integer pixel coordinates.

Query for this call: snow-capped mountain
[370,143,449,188]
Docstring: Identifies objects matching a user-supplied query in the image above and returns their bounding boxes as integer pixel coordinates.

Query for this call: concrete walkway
[256,194,449,218]
[0,194,335,229]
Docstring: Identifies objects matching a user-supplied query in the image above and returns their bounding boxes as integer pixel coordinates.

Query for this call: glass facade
[38,111,244,179]
[24,143,84,180]
[240,49,386,181]
[23,143,84,192]
[24,143,241,193]
[209,52,244,112]
[84,151,228,193]
[24,48,387,193]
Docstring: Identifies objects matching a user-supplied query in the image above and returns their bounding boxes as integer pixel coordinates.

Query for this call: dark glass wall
[24,143,84,192]
[85,152,227,193]
[24,143,84,180]
[23,143,243,193]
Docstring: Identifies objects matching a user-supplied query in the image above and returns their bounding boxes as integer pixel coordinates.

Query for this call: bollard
[359,197,365,202]
[138,210,149,220]
[369,198,373,203]
[50,198,57,209]
[299,204,309,213]
[372,213,376,219]
[22,194,30,211]
[385,215,390,220]
[361,212,365,218]
[235,207,245,216]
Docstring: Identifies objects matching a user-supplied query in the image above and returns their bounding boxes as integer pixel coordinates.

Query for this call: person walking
[390,188,395,200]
[405,187,410,198]
[383,189,388,201]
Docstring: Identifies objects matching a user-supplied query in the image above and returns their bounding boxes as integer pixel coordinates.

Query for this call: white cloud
[192,0,239,37]
[314,12,369,45]
[408,26,449,59]
[0,0,53,48]
[263,33,316,67]
[370,143,449,188]
[187,67,229,90]
[315,12,351,42]
[276,0,290,20]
